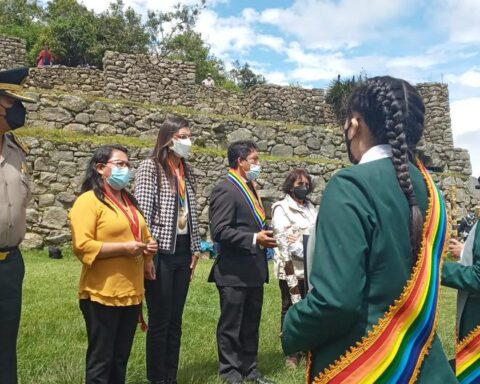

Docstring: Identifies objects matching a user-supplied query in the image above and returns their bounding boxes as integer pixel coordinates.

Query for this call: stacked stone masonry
[0,35,475,247]
[21,137,479,249]
[0,35,26,70]
[27,66,105,96]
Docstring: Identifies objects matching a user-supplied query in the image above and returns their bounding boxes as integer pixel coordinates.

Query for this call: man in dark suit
[209,140,276,384]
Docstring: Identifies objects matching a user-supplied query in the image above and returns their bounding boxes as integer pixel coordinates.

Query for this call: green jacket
[282,158,457,383]
[442,222,480,340]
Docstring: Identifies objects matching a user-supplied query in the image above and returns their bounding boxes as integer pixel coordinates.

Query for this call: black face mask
[344,126,359,164]
[5,101,26,130]
[292,186,309,201]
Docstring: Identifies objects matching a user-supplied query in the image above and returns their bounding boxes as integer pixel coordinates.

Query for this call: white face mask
[171,138,192,159]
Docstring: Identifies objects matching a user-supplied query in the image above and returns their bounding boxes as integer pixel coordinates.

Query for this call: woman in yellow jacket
[69,144,158,384]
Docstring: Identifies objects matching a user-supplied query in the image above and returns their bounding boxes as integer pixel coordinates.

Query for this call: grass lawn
[18,249,457,384]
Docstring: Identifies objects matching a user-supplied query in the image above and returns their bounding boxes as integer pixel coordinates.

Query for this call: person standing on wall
[134,116,201,384]
[208,140,277,384]
[35,43,55,67]
[201,73,215,87]
[0,67,36,384]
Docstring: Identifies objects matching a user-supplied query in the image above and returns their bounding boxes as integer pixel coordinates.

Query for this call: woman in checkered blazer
[134,116,201,384]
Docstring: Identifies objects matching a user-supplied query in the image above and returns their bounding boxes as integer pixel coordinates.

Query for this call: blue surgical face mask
[246,163,261,181]
[106,167,130,190]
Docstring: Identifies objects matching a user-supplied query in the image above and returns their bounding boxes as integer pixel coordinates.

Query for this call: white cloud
[258,0,414,50]
[454,131,480,177]
[196,10,256,57]
[450,97,480,177]
[256,35,285,53]
[445,68,480,88]
[451,98,480,136]
[387,55,446,70]
[195,9,287,61]
[78,0,227,15]
[435,0,480,44]
[263,71,289,86]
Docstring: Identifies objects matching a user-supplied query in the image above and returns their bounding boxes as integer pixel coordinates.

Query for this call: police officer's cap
[0,67,36,103]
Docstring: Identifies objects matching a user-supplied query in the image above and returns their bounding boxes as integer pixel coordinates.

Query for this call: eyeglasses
[174,134,192,140]
[107,160,130,168]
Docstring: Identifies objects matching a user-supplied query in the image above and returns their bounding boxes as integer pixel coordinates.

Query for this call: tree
[145,1,206,55]
[229,60,266,90]
[161,30,227,84]
[325,74,367,121]
[95,0,150,58]
[42,0,99,66]
[0,0,46,65]
[40,0,150,67]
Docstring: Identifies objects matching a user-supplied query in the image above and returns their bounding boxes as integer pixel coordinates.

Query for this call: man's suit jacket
[208,178,268,287]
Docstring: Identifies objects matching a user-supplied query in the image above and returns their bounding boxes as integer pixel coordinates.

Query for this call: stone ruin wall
[0,35,27,70]
[27,66,105,96]
[0,34,477,248]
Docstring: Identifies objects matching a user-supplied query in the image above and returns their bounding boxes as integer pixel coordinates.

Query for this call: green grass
[18,249,456,384]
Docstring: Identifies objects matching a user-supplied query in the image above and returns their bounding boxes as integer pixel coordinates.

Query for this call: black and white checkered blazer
[134,159,201,254]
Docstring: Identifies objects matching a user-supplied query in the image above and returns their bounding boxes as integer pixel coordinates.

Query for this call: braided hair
[346,76,426,256]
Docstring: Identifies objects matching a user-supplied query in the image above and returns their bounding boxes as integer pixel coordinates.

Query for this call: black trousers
[0,248,24,384]
[145,235,192,382]
[279,278,305,332]
[216,285,264,382]
[79,299,140,384]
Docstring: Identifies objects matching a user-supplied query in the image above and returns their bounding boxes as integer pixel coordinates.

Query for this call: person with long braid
[281,76,457,383]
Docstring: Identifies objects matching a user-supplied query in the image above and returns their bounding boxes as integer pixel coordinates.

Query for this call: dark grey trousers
[145,235,191,382]
[216,285,264,382]
[80,299,140,384]
[0,248,24,384]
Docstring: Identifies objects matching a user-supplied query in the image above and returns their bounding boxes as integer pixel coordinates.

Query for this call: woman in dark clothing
[134,116,201,384]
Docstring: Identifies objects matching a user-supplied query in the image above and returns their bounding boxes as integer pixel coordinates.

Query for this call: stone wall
[25,90,473,175]
[21,137,337,248]
[1,34,475,247]
[103,51,196,104]
[24,92,348,161]
[26,66,104,96]
[0,35,27,70]
[416,83,461,172]
[244,85,332,125]
[20,136,478,249]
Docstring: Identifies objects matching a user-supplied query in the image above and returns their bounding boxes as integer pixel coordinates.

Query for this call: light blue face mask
[106,167,130,190]
[246,164,261,181]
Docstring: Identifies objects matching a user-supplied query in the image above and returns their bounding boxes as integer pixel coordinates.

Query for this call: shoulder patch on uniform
[7,133,29,154]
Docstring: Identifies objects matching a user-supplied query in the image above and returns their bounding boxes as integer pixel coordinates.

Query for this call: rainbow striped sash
[308,160,448,384]
[456,325,480,383]
[227,169,266,229]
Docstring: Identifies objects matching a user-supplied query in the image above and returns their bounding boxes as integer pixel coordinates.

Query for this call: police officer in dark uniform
[0,67,36,384]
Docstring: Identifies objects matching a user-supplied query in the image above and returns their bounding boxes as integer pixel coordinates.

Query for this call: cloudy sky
[80,0,479,176]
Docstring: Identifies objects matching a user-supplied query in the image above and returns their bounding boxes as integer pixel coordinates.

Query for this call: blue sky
[79,0,479,177]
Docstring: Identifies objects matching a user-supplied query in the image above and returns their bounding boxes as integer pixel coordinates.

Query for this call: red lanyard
[104,188,141,241]
[168,159,186,206]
